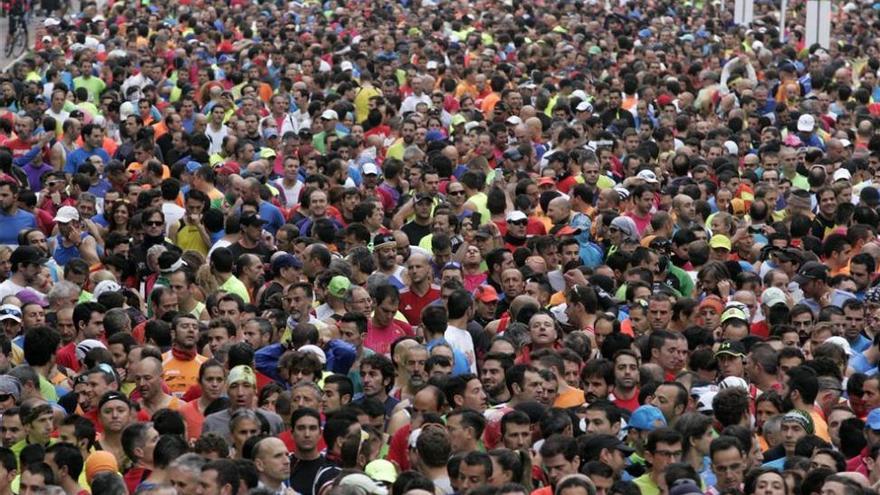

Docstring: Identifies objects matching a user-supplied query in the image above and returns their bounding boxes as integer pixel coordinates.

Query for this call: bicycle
[4,8,28,58]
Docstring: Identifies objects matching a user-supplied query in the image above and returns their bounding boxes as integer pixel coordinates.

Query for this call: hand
[564,269,589,288]
[717,279,732,299]
[188,213,201,225]
[66,226,80,245]
[50,192,61,205]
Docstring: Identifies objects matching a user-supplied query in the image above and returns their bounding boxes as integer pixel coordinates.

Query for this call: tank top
[175,220,209,256]
[468,192,490,225]
[53,232,88,265]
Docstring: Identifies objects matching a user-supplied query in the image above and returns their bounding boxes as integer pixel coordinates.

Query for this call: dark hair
[203,459,240,495]
[23,462,55,486]
[539,434,578,461]
[46,442,84,480]
[153,434,189,469]
[712,387,750,428]
[645,428,683,453]
[23,326,60,367]
[360,354,395,393]
[448,408,487,438]
[290,407,321,427]
[787,365,819,404]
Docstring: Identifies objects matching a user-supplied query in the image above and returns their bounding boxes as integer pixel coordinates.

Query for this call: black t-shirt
[228,241,274,263]
[289,455,335,495]
[401,221,431,245]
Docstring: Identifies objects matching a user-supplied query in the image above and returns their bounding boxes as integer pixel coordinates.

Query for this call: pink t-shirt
[364,319,414,356]
[625,211,652,236]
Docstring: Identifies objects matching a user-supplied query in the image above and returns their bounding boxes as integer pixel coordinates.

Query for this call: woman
[97,390,134,467]
[697,261,732,300]
[230,409,262,458]
[755,391,784,451]
[102,199,134,237]
[675,412,716,488]
[179,360,226,441]
[745,468,787,495]
[488,449,531,490]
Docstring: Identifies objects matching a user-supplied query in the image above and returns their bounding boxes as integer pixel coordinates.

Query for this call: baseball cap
[365,459,398,484]
[321,109,338,120]
[474,285,499,303]
[0,305,21,323]
[340,61,354,71]
[761,287,788,308]
[240,214,267,228]
[714,340,746,357]
[338,474,387,495]
[867,408,880,430]
[538,177,556,187]
[794,261,829,285]
[824,336,853,357]
[76,339,107,362]
[580,434,635,460]
[625,405,667,431]
[474,225,495,239]
[670,480,704,495]
[362,163,379,176]
[720,307,748,324]
[797,114,816,132]
[576,101,593,113]
[373,233,397,249]
[228,365,257,386]
[503,148,523,161]
[719,376,750,390]
[709,235,732,251]
[636,169,659,183]
[833,168,852,182]
[506,116,523,126]
[298,344,327,364]
[272,253,303,271]
[328,275,352,298]
[507,211,528,223]
[696,391,717,413]
[0,376,21,402]
[93,280,122,300]
[414,193,433,203]
[54,205,80,224]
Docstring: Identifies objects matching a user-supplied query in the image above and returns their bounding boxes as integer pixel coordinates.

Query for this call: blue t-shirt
[258,201,285,235]
[65,147,110,174]
[0,210,36,245]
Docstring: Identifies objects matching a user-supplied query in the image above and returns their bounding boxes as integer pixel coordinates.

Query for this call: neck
[178,297,196,312]
[411,279,430,295]
[449,317,468,328]
[686,449,703,472]
[144,393,169,411]
[297,448,320,461]
[615,385,636,398]
[260,477,283,491]
[102,430,122,445]
[424,466,448,479]
[491,389,511,404]
[61,477,80,495]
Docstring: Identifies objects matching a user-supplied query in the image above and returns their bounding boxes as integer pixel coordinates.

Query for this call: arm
[78,236,101,266]
[391,197,415,230]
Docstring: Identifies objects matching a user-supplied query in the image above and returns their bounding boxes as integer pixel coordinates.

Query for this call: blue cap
[638,28,652,39]
[326,339,357,375]
[425,130,445,142]
[185,161,202,173]
[867,408,880,430]
[272,253,303,272]
[625,405,667,431]
[218,54,234,64]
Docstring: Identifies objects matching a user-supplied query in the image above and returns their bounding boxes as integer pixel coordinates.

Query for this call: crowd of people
[2,1,880,495]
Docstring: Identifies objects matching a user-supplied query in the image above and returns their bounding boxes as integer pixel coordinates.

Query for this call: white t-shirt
[162,202,186,235]
[206,124,229,155]
[444,324,476,373]
[0,279,26,302]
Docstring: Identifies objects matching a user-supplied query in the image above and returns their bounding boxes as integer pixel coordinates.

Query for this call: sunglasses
[0,394,11,402]
[448,190,465,196]
[145,220,164,227]
[509,220,528,226]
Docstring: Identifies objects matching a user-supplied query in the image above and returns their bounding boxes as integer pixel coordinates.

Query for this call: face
[654,337,687,373]
[135,360,162,400]
[201,366,226,401]
[781,421,807,455]
[0,414,23,447]
[19,471,45,495]
[503,422,532,450]
[228,381,256,409]
[291,386,320,411]
[712,447,745,490]
[322,383,348,412]
[648,300,672,330]
[459,462,489,494]
[646,441,682,475]
[232,418,260,452]
[338,321,363,348]
[649,384,682,421]
[481,359,506,397]
[584,409,617,435]
[460,378,488,412]
[255,438,290,483]
[614,355,639,389]
[754,472,786,495]
[361,364,387,398]
[529,314,557,347]
[99,399,131,433]
[583,375,610,404]
[292,415,321,452]
[543,453,580,486]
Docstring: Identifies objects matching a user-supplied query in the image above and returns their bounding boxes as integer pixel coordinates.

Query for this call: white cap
[43,18,61,27]
[75,339,107,362]
[840,138,853,148]
[506,211,528,222]
[54,206,80,224]
[464,121,481,133]
[833,168,852,182]
[697,391,717,413]
[426,60,438,70]
[723,140,739,156]
[570,89,589,102]
[576,101,593,113]
[321,109,338,120]
[362,163,379,176]
[340,61,353,72]
[636,169,659,183]
[719,376,749,390]
[797,114,816,132]
[825,336,853,356]
[93,280,122,299]
[298,344,327,364]
[761,287,788,308]
[505,116,523,125]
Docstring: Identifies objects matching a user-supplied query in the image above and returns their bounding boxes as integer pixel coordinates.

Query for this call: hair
[46,442,84,480]
[787,365,819,404]
[645,428,683,453]
[448,408,487,438]
[712,387,750,427]
[709,435,745,463]
[416,426,452,468]
[202,459,240,495]
[675,412,714,456]
[121,422,153,463]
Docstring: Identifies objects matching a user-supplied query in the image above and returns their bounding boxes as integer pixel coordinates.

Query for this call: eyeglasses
[0,394,12,402]
[145,220,164,227]
[448,190,465,196]
[608,226,621,233]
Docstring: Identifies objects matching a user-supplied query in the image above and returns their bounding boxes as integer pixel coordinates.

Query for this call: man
[764,410,811,469]
[783,365,830,442]
[363,285,412,356]
[11,403,55,460]
[794,261,830,317]
[611,350,641,412]
[358,354,398,418]
[535,435,580,495]
[481,353,513,405]
[169,268,210,321]
[199,459,239,495]
[584,400,623,436]
[0,447,16,495]
[0,180,37,247]
[65,123,109,175]
[168,454,205,495]
[372,235,406,289]
[414,426,453,494]
[398,253,440,326]
[253,437,290,494]
[709,436,746,494]
[458,451,493,495]
[321,375,353,414]
[121,422,159,493]
[843,299,870,353]
[202,365,285,442]
[445,289,477,373]
[162,314,208,397]
[446,409,486,454]
[500,411,532,451]
[0,247,43,301]
[0,408,25,447]
[633,428,683,495]
[289,408,334,495]
[649,331,688,381]
[647,295,674,332]
[229,214,273,263]
[20,463,54,495]
[402,194,434,245]
[45,442,86,495]
[135,357,179,415]
[581,434,634,479]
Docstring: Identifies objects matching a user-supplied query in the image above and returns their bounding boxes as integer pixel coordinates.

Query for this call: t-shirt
[220,275,250,303]
[633,473,661,495]
[0,279,26,301]
[444,325,476,373]
[162,351,208,397]
[289,456,336,495]
[401,221,432,246]
[0,209,36,246]
[202,408,285,442]
[398,285,440,325]
[364,319,413,356]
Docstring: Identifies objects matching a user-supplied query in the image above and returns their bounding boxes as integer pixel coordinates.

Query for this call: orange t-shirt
[554,387,586,408]
[162,351,209,397]
[179,400,206,441]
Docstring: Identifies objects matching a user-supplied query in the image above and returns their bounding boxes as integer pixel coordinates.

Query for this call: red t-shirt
[386,423,412,471]
[398,285,440,326]
[613,387,641,413]
[57,342,79,372]
[364,319,413,356]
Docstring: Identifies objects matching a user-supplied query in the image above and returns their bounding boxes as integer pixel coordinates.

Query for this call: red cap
[474,285,499,303]
[555,225,581,237]
[538,177,555,186]
[218,162,241,176]
[656,94,674,107]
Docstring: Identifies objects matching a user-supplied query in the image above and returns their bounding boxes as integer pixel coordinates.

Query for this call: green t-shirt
[73,76,106,103]
[633,474,660,495]
[220,275,250,303]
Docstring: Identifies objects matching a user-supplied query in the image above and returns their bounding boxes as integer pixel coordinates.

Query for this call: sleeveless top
[53,232,88,265]
[175,220,209,255]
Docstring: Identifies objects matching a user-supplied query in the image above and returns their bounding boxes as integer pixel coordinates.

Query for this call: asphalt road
[0,11,36,69]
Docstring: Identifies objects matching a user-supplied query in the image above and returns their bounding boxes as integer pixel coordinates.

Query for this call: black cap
[240,214,267,228]
[581,434,636,460]
[714,340,746,357]
[414,193,434,203]
[10,246,46,270]
[503,148,523,161]
[373,233,396,248]
[794,261,829,285]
